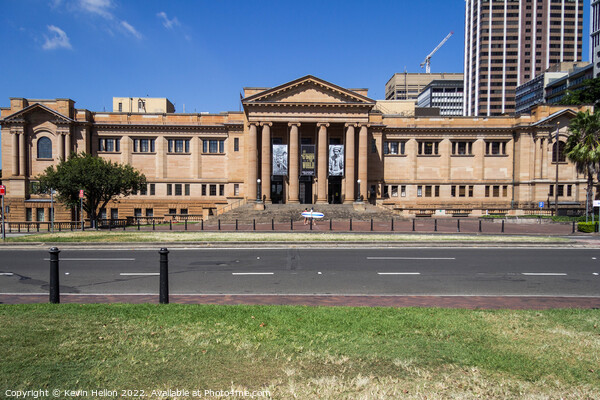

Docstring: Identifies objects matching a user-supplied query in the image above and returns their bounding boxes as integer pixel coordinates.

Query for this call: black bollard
[159,248,169,304]
[457,219,460,233]
[435,219,438,232]
[137,219,140,231]
[253,219,256,231]
[152,219,155,231]
[219,219,221,231]
[201,220,204,231]
[479,220,482,233]
[49,247,60,304]
[412,219,415,232]
[272,218,274,231]
[349,218,352,231]
[310,217,313,230]
[236,219,239,231]
[501,219,505,233]
[371,219,373,231]
[170,220,172,231]
[391,218,394,232]
[290,218,293,231]
[185,219,188,231]
[572,220,576,234]
[330,218,332,231]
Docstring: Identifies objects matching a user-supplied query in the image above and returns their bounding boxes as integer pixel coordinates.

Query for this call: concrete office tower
[592,0,600,78]
[464,0,583,116]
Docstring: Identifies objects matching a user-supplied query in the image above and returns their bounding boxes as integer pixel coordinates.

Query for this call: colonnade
[246,121,369,204]
[10,128,71,177]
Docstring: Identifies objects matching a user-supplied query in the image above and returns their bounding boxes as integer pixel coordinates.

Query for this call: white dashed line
[119,273,159,276]
[232,272,274,276]
[522,273,567,276]
[368,257,455,260]
[377,272,421,275]
[0,273,14,276]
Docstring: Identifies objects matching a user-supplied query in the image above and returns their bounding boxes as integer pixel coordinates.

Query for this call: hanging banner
[328,144,344,176]
[272,144,288,176]
[300,145,315,176]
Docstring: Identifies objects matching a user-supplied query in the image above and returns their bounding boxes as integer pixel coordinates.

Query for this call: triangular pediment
[242,75,375,106]
[1,103,73,124]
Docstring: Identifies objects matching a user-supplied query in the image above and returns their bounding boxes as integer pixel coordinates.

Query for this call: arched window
[552,141,566,163]
[37,137,52,159]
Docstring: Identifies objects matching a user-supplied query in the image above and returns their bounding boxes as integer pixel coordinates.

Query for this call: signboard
[79,190,84,198]
[272,144,288,176]
[0,185,5,196]
[300,145,315,176]
[538,201,544,208]
[594,200,600,208]
[328,145,344,176]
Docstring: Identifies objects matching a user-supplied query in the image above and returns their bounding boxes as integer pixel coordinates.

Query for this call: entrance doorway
[328,177,342,204]
[271,176,284,204]
[299,176,313,204]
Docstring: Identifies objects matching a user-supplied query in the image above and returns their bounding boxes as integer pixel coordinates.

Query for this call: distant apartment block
[385,73,463,101]
[464,0,584,116]
[592,0,600,77]
[545,63,593,104]
[113,97,175,113]
[417,80,464,116]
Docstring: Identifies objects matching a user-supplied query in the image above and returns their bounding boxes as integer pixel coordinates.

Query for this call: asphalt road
[0,248,599,297]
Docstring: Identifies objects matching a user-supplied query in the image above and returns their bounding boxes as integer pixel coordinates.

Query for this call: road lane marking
[377,272,421,275]
[522,273,567,276]
[44,258,136,261]
[232,272,274,276]
[593,273,599,276]
[0,273,14,276]
[120,273,159,276]
[367,257,455,260]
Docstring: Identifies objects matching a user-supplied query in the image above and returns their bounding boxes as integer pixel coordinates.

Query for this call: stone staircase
[210,203,396,223]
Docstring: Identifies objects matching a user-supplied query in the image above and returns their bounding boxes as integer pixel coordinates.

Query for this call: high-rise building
[385,73,463,101]
[591,0,600,78]
[464,0,584,116]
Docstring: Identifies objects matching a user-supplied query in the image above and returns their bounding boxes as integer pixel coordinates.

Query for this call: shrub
[577,221,599,233]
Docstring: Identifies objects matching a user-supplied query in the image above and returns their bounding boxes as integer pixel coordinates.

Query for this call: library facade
[0,75,592,222]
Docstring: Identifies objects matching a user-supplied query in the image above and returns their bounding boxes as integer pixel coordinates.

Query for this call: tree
[565,110,600,216]
[558,77,600,107]
[35,153,146,225]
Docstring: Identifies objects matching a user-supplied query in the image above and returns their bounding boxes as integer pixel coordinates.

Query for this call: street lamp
[554,122,560,217]
[356,179,361,202]
[257,178,261,203]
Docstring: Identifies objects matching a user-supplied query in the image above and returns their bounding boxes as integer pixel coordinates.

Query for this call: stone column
[288,122,300,203]
[59,134,65,160]
[358,124,368,201]
[12,132,18,176]
[247,123,258,201]
[19,132,26,176]
[65,132,71,158]
[316,122,329,204]
[261,122,272,203]
[344,123,356,203]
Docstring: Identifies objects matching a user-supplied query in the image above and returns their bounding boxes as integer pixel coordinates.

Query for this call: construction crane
[420,31,453,73]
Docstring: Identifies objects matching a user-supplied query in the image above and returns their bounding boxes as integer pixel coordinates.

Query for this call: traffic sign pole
[79,190,84,231]
[0,185,5,241]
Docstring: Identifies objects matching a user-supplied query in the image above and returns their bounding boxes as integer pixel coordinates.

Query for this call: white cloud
[42,25,72,50]
[79,0,114,19]
[157,11,180,29]
[121,20,142,39]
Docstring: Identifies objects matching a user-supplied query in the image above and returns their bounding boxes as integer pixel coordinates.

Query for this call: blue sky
[0,0,592,114]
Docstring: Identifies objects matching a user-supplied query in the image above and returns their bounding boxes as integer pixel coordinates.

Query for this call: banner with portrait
[272,144,288,176]
[300,145,315,176]
[328,145,344,176]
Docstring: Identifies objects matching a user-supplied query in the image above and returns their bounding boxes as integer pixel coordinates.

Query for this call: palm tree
[565,110,600,217]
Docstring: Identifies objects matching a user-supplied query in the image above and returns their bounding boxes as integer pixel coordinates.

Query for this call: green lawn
[1,304,598,399]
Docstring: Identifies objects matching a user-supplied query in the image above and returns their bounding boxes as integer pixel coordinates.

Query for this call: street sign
[593,200,600,208]
[538,201,544,208]
[79,190,84,198]
[0,185,5,196]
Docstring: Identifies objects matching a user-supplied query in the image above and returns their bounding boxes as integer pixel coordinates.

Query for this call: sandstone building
[0,75,592,222]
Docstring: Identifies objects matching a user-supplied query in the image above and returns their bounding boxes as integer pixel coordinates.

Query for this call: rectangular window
[140,185,147,196]
[452,141,473,155]
[26,208,32,222]
[175,184,182,196]
[150,184,155,196]
[210,184,217,196]
[401,185,406,197]
[549,185,554,197]
[493,185,500,197]
[557,185,564,197]
[503,185,508,197]
[145,208,153,217]
[391,185,398,197]
[219,184,225,196]
[469,186,474,197]
[418,141,439,155]
[36,208,45,222]
[486,141,507,155]
[167,184,172,196]
[485,186,490,197]
[435,185,440,197]
[234,184,240,196]
[133,138,155,153]
[451,186,456,197]
[417,186,422,197]
[459,185,466,197]
[98,138,120,152]
[185,184,190,196]
[134,208,142,217]
[99,208,107,220]
[384,141,405,155]
[168,139,190,153]
[424,186,432,197]
[567,185,572,197]
[111,208,119,220]
[203,139,225,154]
[168,208,176,215]
[180,208,188,215]
[371,139,377,153]
[202,184,207,196]
[234,137,239,151]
